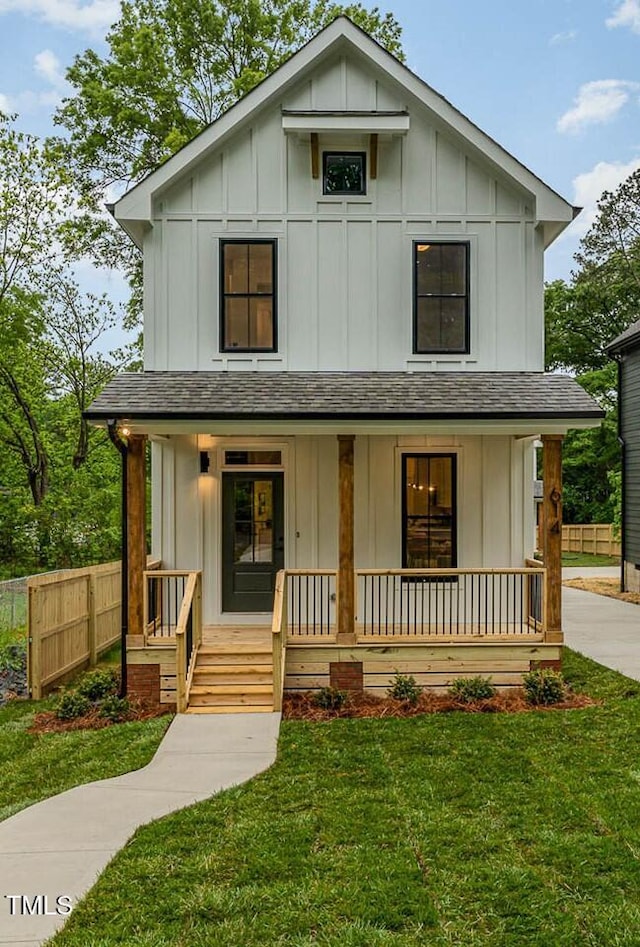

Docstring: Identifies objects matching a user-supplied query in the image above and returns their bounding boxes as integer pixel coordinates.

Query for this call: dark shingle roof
[606,319,640,355]
[85,371,603,422]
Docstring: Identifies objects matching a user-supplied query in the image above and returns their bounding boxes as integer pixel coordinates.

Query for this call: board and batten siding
[151,433,535,626]
[144,53,543,374]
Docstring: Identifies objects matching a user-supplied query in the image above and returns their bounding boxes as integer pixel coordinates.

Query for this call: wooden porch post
[337,434,355,643]
[541,434,563,643]
[127,434,147,637]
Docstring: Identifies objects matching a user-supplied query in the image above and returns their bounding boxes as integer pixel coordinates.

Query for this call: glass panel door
[222,472,284,612]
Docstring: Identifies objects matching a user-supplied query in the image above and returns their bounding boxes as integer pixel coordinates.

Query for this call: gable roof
[115,16,575,247]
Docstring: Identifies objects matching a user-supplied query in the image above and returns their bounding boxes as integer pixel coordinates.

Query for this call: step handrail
[271,569,287,712]
[174,571,202,713]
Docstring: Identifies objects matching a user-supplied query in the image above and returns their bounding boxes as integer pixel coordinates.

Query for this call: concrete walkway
[0,712,280,946]
[563,571,640,680]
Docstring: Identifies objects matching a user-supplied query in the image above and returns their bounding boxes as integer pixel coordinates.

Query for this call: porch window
[402,454,457,568]
[220,240,276,351]
[413,242,469,354]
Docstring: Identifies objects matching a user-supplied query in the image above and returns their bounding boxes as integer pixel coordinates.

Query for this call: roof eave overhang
[606,328,640,356]
[86,411,604,438]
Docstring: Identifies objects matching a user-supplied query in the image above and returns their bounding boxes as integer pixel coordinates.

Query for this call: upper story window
[323,152,366,195]
[413,242,470,354]
[220,240,277,352]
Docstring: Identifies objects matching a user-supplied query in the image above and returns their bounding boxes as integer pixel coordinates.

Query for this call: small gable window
[220,240,277,352]
[413,242,470,354]
[323,152,366,195]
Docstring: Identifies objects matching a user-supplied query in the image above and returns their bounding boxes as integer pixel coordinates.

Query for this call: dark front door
[222,472,284,612]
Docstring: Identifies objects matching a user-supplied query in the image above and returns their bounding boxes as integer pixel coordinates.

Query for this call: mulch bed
[283,689,597,721]
[563,576,640,606]
[29,701,172,734]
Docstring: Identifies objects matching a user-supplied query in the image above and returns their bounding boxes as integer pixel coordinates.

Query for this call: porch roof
[86,371,603,427]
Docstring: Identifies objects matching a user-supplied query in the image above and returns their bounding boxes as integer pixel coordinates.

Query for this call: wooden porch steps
[185,644,274,713]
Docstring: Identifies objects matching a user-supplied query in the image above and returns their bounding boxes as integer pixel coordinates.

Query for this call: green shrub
[387,671,422,705]
[100,695,132,723]
[77,668,119,701]
[312,687,347,710]
[55,691,91,720]
[0,641,26,672]
[522,668,565,706]
[448,676,496,703]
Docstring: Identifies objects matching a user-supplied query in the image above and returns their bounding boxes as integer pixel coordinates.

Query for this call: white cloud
[0,0,118,36]
[0,48,71,115]
[549,29,577,46]
[34,49,66,88]
[557,79,640,133]
[564,157,640,238]
[606,0,640,34]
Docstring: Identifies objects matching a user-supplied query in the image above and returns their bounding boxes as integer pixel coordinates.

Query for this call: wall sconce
[199,451,210,474]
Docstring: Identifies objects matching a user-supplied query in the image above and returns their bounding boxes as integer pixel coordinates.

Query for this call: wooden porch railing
[143,570,192,644]
[272,566,545,643]
[286,570,338,637]
[355,568,546,639]
[143,569,202,712]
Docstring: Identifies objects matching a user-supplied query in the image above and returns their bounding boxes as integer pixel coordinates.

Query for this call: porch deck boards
[202,625,272,649]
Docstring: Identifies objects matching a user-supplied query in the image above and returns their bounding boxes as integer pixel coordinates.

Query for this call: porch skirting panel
[284,641,561,695]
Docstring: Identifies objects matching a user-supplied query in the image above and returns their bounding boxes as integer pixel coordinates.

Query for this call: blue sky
[1,0,639,288]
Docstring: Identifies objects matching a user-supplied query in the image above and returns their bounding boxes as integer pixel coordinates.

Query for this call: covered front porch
[84,370,602,712]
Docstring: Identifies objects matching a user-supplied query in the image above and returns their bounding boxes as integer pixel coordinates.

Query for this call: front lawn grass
[0,699,170,822]
[561,551,619,568]
[51,649,640,946]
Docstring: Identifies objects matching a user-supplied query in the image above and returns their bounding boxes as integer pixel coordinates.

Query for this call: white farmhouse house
[87,17,602,712]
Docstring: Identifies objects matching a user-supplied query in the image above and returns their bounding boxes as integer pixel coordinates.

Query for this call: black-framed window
[413,242,470,354]
[402,454,457,569]
[322,152,366,195]
[220,240,277,352]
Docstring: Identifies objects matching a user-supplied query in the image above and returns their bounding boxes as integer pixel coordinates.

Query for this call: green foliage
[59,1,404,188]
[0,641,26,673]
[55,691,91,720]
[312,686,347,710]
[608,468,622,539]
[543,169,640,525]
[99,696,132,723]
[77,669,119,701]
[387,671,422,705]
[448,676,496,703]
[522,668,566,706]
[0,114,125,576]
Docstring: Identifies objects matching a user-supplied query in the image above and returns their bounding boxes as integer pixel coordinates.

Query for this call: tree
[58,0,404,194]
[43,272,119,469]
[544,170,640,524]
[546,170,640,376]
[0,113,126,571]
[576,168,640,296]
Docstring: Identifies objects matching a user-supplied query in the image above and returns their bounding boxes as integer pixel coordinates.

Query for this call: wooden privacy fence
[536,524,620,558]
[28,557,160,699]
